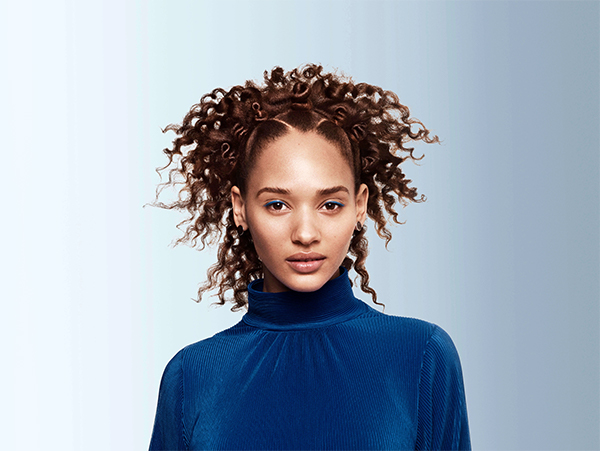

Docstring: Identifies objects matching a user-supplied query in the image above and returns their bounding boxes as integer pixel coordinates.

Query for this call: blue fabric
[149,268,471,450]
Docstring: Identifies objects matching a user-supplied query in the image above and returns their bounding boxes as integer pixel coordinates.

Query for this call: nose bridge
[291,205,320,244]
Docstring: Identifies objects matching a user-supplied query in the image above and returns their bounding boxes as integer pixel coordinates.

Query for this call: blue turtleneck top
[149,268,471,450]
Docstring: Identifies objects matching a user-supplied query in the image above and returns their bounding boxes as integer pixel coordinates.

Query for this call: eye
[264,200,287,211]
[322,201,344,211]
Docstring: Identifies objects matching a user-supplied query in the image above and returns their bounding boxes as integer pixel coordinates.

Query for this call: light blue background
[1,1,598,449]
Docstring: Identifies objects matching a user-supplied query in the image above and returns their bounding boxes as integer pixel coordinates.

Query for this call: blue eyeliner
[264,200,284,207]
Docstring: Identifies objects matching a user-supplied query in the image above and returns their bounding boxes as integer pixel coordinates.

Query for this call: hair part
[239,111,355,196]
[154,64,439,311]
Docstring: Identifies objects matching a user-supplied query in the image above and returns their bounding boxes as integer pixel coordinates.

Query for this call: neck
[243,267,368,331]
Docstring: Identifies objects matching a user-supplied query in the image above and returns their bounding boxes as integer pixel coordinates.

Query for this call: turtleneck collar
[242,267,368,331]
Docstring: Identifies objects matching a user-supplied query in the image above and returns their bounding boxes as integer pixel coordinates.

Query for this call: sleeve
[149,350,188,450]
[415,326,471,450]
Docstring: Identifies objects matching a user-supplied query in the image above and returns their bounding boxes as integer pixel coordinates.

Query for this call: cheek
[249,212,283,237]
[247,214,286,254]
[326,219,355,249]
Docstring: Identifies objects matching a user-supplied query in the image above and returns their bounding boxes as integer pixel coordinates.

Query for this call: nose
[291,211,321,246]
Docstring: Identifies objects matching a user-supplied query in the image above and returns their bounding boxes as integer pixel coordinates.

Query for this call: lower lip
[286,258,326,274]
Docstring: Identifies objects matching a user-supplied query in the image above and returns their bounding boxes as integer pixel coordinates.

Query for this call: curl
[290,81,312,110]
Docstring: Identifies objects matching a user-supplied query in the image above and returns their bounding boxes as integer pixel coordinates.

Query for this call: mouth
[285,253,326,274]
[287,257,326,262]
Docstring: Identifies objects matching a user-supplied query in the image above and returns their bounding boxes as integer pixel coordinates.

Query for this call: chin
[283,268,340,293]
[286,278,328,293]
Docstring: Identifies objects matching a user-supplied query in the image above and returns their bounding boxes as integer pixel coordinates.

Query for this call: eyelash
[264,200,287,211]
[323,201,344,211]
[263,201,345,212]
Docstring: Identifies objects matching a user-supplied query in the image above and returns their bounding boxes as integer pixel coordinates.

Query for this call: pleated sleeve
[415,326,471,450]
[149,350,188,450]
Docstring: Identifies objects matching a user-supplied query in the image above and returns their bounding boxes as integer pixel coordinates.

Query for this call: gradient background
[1,1,598,449]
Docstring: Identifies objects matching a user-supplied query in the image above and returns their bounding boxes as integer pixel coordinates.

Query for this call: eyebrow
[256,185,349,198]
[317,185,350,196]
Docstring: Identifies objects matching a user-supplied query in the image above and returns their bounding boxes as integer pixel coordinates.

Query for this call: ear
[355,183,369,225]
[231,186,248,231]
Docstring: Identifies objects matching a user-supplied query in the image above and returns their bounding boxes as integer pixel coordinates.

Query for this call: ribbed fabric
[149,268,470,450]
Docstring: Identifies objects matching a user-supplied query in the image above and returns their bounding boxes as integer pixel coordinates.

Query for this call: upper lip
[286,252,326,262]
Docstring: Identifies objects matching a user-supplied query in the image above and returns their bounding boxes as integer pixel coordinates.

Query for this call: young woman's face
[231,129,368,293]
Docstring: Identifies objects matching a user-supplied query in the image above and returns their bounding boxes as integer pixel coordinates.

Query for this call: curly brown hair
[154,64,439,311]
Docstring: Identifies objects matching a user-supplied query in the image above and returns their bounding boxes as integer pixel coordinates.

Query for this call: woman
[149,65,471,450]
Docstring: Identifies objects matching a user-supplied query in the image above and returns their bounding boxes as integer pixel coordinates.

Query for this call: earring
[237,225,245,236]
[355,221,362,232]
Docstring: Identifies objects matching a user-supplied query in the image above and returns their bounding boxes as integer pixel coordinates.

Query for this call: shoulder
[422,324,462,364]
[160,319,252,377]
[353,306,441,345]
[357,306,458,362]
[415,322,466,395]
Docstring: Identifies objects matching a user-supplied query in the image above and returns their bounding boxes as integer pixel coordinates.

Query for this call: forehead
[247,130,355,193]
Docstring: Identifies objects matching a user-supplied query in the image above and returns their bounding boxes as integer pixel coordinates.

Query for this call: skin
[231,129,368,293]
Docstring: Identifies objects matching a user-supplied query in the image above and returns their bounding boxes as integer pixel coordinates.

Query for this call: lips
[286,252,326,262]
[285,252,326,274]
